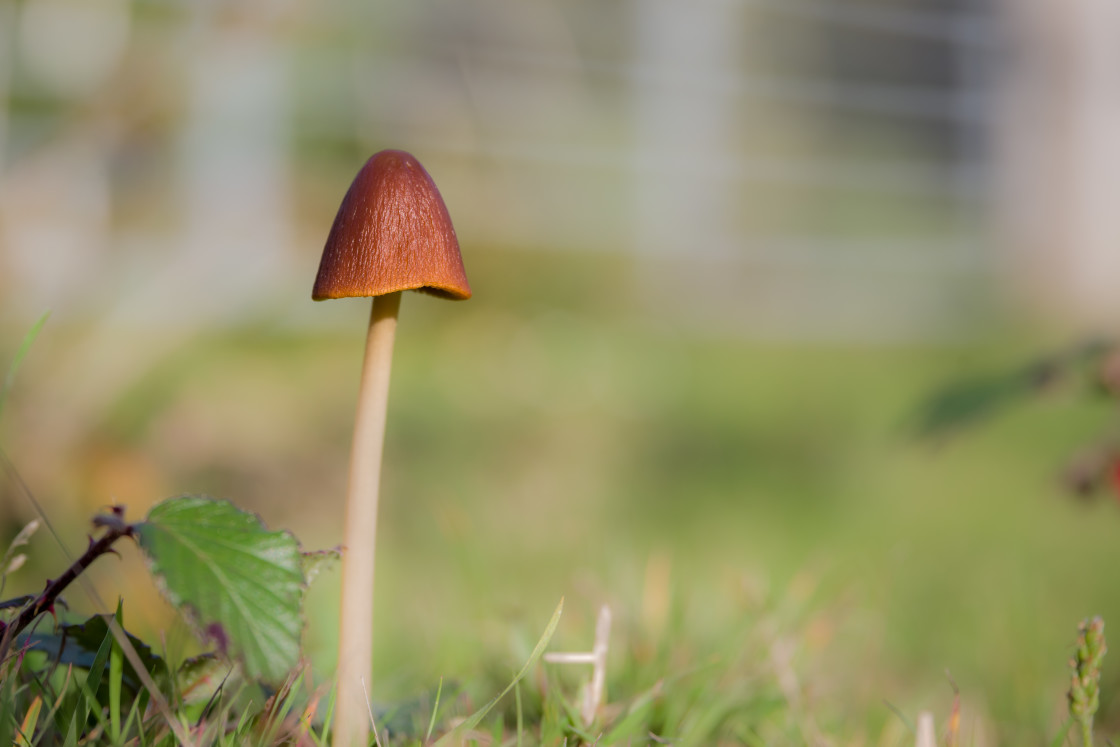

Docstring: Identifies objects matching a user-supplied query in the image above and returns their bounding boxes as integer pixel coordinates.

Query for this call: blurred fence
[0,0,1117,339]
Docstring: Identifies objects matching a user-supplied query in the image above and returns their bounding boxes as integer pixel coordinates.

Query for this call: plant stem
[334,291,400,747]
[0,519,133,663]
[1069,616,1107,747]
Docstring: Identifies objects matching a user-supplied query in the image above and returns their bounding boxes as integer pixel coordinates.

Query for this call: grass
[1,248,1118,743]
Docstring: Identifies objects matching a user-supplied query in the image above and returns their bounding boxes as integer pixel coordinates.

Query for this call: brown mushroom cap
[312,150,471,301]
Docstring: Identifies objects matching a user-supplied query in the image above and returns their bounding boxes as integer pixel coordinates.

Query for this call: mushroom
[312,150,470,746]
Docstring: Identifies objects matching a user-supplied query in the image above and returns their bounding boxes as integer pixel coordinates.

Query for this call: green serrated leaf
[135,495,305,684]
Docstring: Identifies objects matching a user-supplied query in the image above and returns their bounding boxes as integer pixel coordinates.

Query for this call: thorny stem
[0,512,135,666]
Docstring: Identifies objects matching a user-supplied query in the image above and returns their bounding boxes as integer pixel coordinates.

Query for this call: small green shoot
[1069,616,1107,747]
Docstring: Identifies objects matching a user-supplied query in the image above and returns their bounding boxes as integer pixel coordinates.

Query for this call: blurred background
[3,0,1120,740]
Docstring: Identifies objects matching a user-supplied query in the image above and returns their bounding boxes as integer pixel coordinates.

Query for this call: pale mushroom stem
[335,290,401,747]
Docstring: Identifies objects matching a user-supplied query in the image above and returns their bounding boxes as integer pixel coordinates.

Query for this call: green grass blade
[312,681,338,747]
[490,712,503,742]
[514,680,523,747]
[120,693,143,745]
[0,659,18,746]
[14,694,42,747]
[1048,718,1074,747]
[61,716,77,747]
[76,672,114,737]
[259,668,306,745]
[80,617,117,732]
[0,311,49,425]
[30,677,70,747]
[110,602,125,743]
[604,679,664,742]
[435,598,563,746]
[425,677,443,743]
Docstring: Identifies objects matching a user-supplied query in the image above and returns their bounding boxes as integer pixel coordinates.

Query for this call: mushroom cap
[312,150,471,301]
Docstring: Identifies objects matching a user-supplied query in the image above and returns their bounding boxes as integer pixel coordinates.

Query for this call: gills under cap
[312,150,471,301]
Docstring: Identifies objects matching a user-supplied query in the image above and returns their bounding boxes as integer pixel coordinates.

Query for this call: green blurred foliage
[3,248,1118,742]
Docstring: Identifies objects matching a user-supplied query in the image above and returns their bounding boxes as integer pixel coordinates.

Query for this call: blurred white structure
[631,0,740,260]
[174,20,292,322]
[995,0,1120,330]
[1,0,1118,339]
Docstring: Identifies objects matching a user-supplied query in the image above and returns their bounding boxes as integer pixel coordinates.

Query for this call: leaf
[0,311,50,425]
[909,339,1114,440]
[0,594,35,611]
[135,495,305,684]
[21,614,165,694]
[177,653,233,705]
[301,546,342,585]
[435,598,563,745]
[909,371,1033,439]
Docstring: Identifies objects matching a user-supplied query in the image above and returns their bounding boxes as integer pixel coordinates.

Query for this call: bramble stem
[0,515,134,664]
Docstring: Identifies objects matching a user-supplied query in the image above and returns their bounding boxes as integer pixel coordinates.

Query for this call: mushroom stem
[335,290,401,747]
